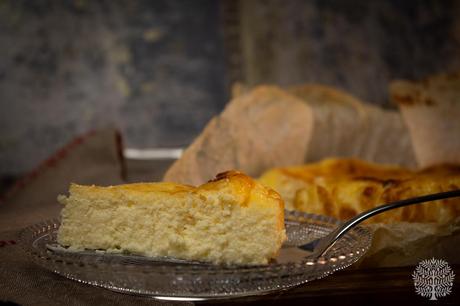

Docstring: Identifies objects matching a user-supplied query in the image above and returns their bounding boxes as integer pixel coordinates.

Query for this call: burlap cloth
[0,129,191,306]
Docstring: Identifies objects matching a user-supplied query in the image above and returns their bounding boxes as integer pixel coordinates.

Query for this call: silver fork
[300,189,460,258]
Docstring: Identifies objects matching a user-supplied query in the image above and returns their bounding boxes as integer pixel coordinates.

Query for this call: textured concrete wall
[0,0,227,175]
[237,0,460,105]
[1,0,460,177]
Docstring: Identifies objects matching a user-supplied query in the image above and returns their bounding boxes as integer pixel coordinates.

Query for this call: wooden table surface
[198,265,460,305]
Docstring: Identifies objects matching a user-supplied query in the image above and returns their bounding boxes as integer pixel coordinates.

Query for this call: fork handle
[313,189,460,257]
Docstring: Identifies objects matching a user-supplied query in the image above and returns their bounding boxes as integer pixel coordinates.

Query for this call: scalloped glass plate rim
[20,210,372,299]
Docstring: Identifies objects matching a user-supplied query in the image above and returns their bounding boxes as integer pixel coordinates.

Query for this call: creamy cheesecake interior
[57,171,286,265]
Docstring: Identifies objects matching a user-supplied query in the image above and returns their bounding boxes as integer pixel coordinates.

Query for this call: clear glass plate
[20,211,372,300]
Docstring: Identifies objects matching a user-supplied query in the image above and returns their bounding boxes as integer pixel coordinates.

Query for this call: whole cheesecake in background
[259,158,460,224]
[57,171,286,266]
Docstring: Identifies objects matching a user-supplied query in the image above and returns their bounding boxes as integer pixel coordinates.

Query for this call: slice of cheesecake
[57,171,286,265]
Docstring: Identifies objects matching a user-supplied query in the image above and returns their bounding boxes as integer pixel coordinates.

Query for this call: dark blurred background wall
[233,0,460,104]
[0,0,227,179]
[1,0,460,181]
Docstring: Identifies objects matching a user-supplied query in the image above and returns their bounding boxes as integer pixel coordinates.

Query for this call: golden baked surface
[58,171,286,265]
[259,159,460,223]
